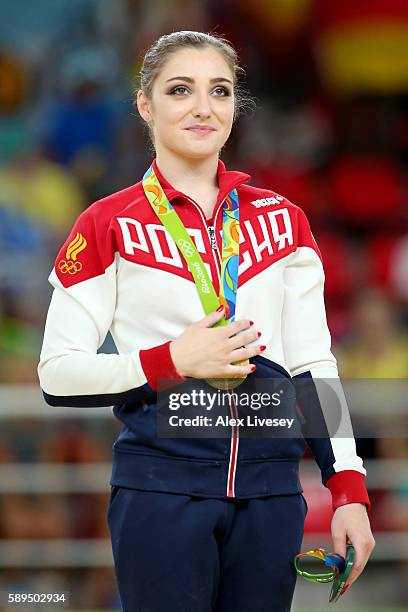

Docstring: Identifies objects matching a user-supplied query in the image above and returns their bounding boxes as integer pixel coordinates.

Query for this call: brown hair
[134,30,255,145]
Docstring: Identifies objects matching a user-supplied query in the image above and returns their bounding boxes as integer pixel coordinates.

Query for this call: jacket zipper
[207,225,217,251]
[183,196,240,499]
[183,196,222,276]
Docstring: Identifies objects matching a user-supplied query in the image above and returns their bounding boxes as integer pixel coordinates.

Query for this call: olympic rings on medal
[58,259,83,274]
[177,238,195,258]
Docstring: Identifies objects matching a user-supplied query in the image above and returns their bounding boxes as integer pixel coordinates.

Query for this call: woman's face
[138,46,235,161]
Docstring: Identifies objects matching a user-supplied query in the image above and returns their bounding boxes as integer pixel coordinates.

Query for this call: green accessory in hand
[293,544,355,603]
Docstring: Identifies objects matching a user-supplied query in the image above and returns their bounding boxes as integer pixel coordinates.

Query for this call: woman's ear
[136,90,153,124]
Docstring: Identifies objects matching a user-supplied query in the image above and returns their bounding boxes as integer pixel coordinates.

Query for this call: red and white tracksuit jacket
[38,158,371,511]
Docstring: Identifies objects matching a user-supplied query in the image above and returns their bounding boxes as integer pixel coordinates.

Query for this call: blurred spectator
[0,145,86,242]
[0,291,42,384]
[377,473,408,532]
[42,45,123,200]
[328,154,406,227]
[71,494,110,539]
[0,493,70,539]
[80,567,120,609]
[390,234,408,304]
[0,438,17,462]
[311,231,358,340]
[308,231,355,305]
[334,95,400,155]
[37,420,109,463]
[0,51,24,112]
[365,232,408,295]
[0,1,101,56]
[335,286,408,378]
[0,50,28,165]
[375,472,408,605]
[0,202,46,254]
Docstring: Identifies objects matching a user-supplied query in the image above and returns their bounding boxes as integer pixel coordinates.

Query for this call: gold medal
[205,358,249,390]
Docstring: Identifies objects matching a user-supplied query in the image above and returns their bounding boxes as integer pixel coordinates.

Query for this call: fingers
[331,504,376,596]
[229,345,266,362]
[345,536,376,588]
[195,309,256,336]
[195,306,227,328]
[193,311,263,375]
[217,320,263,362]
[332,532,347,560]
[225,318,254,336]
[227,328,260,350]
[223,361,256,377]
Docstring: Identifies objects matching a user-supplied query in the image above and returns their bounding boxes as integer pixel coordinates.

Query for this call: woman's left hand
[331,503,376,594]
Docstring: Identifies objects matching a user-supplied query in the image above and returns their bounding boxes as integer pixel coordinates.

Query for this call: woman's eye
[169,85,189,95]
[212,86,230,96]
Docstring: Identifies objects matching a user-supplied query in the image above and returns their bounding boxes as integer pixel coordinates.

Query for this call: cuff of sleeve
[139,340,186,391]
[326,470,371,512]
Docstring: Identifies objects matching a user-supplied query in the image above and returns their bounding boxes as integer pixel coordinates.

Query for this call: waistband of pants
[110,448,303,499]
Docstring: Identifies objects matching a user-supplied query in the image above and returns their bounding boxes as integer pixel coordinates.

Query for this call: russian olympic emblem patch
[58,232,87,275]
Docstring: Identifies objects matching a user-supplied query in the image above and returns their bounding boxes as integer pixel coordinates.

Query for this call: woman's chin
[172,143,220,160]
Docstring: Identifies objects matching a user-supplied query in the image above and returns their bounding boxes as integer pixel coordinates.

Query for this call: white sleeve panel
[282,244,366,480]
[308,373,366,477]
[38,262,148,397]
[282,246,337,377]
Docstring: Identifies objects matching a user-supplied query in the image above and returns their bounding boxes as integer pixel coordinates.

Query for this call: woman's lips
[185,127,216,136]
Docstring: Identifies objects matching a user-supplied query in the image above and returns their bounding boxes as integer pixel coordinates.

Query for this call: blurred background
[0,0,407,610]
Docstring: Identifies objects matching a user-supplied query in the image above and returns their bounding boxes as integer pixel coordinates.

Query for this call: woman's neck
[155,150,220,218]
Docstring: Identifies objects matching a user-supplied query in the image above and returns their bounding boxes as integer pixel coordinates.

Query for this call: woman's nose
[192,92,212,118]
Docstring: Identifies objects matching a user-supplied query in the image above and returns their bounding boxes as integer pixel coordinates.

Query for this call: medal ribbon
[142,164,240,326]
[293,548,345,583]
[293,545,354,603]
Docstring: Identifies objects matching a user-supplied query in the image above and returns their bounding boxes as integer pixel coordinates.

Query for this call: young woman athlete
[38,31,375,612]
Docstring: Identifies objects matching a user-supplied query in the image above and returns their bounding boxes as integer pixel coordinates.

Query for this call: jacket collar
[151,158,251,208]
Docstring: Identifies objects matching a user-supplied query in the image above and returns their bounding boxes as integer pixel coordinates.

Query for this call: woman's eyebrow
[165,76,233,84]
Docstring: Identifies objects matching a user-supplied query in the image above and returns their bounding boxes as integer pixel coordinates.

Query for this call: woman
[38,31,375,612]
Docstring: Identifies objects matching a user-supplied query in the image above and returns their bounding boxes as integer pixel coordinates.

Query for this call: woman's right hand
[169,307,265,379]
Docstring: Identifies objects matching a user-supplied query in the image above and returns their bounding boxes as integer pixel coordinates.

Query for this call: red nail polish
[341,583,350,596]
[259,345,266,351]
[249,320,254,326]
[257,331,262,337]
[216,306,224,312]
[250,364,256,372]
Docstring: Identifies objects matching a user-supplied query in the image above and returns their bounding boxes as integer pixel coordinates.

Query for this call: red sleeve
[326,470,371,512]
[140,341,186,391]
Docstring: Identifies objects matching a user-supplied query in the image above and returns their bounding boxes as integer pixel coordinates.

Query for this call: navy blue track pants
[107,486,307,612]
